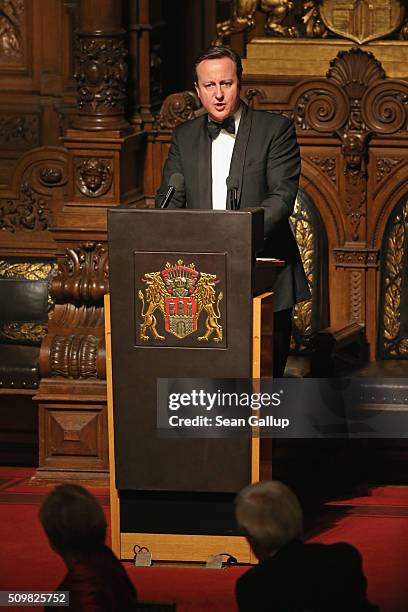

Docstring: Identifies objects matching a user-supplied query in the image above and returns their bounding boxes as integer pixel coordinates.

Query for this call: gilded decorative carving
[0,183,52,233]
[307,156,336,182]
[49,334,101,378]
[0,0,24,59]
[214,0,326,43]
[75,158,113,197]
[0,115,39,147]
[350,270,363,322]
[51,242,109,305]
[74,37,127,114]
[320,0,404,45]
[156,92,201,130]
[376,158,404,184]
[290,195,313,351]
[381,199,408,357]
[0,260,56,344]
[0,260,54,280]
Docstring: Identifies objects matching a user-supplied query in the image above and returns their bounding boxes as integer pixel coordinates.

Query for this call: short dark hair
[39,484,107,554]
[194,45,243,84]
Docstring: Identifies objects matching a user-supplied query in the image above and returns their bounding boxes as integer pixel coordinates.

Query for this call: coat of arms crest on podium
[138,259,223,343]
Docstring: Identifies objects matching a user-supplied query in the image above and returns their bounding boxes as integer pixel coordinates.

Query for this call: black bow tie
[207,116,235,140]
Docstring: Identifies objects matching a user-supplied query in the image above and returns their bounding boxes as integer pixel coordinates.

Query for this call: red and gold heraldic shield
[320,0,404,44]
[135,253,227,348]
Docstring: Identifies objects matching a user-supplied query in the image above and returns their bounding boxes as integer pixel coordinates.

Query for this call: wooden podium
[106,208,281,562]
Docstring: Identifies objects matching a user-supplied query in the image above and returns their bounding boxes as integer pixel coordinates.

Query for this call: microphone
[159,173,185,209]
[226,176,238,210]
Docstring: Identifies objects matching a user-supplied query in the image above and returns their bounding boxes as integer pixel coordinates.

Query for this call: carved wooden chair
[0,258,56,390]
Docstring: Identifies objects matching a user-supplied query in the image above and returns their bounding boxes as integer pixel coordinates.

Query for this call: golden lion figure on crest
[215,0,295,42]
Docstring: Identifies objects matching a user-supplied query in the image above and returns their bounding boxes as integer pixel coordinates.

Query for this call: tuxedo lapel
[197,119,212,209]
[229,103,252,209]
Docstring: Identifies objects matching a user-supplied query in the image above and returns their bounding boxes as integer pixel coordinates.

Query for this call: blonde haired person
[235,481,378,612]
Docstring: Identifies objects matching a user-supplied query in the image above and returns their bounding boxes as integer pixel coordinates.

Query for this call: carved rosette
[307,156,337,182]
[0,182,52,233]
[74,33,128,129]
[51,242,109,305]
[75,158,113,197]
[334,249,380,268]
[380,199,408,357]
[49,334,104,379]
[375,158,404,184]
[156,92,201,130]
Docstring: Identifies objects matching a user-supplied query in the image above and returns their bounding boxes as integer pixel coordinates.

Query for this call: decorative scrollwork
[51,242,109,305]
[75,158,113,197]
[0,183,52,233]
[362,82,408,134]
[293,81,349,132]
[49,334,101,378]
[350,270,363,322]
[74,36,128,114]
[156,92,201,130]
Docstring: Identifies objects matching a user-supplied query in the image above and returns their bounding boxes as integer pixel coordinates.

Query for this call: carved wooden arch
[370,163,408,249]
[3,146,68,197]
[300,157,345,246]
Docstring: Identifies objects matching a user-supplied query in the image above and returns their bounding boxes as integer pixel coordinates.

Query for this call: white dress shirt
[211,106,242,210]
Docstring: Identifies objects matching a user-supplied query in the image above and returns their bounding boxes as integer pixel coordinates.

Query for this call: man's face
[195,57,241,123]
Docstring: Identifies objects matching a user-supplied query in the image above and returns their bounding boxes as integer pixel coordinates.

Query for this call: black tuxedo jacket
[156,103,310,311]
[236,540,379,612]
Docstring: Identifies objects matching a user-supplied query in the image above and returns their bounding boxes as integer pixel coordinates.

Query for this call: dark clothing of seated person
[39,484,137,612]
[235,481,378,612]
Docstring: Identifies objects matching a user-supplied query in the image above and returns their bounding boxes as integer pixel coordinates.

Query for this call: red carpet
[0,467,407,611]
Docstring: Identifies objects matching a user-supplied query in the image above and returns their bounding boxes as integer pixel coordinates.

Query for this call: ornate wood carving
[214,0,326,44]
[334,248,380,268]
[75,157,113,197]
[0,0,25,61]
[0,182,52,233]
[156,92,201,130]
[51,242,108,306]
[375,158,404,184]
[350,270,363,322]
[307,156,336,182]
[40,242,107,381]
[0,115,39,148]
[49,334,102,378]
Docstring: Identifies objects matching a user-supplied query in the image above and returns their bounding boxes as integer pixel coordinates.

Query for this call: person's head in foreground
[39,483,107,564]
[194,45,242,123]
[235,480,303,561]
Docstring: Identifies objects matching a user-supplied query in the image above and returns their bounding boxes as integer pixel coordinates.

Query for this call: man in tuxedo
[235,481,378,612]
[156,45,309,376]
